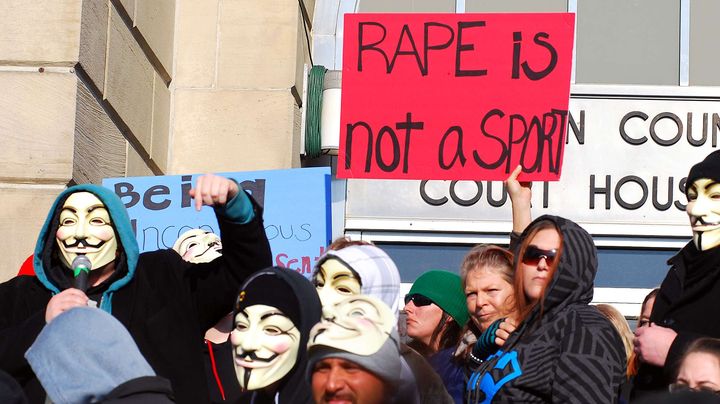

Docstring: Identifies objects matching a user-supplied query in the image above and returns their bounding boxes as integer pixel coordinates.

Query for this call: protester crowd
[2,151,720,403]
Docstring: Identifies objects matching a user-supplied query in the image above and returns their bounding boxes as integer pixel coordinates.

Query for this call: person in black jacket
[0,174,272,404]
[230,266,321,404]
[634,150,720,397]
[466,216,625,403]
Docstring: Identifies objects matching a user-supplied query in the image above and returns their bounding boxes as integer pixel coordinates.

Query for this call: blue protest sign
[102,167,332,277]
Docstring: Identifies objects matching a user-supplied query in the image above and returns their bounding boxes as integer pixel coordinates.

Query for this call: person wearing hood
[312,241,454,404]
[171,228,240,403]
[633,150,720,397]
[466,215,626,403]
[314,241,401,316]
[230,266,321,404]
[0,174,272,404]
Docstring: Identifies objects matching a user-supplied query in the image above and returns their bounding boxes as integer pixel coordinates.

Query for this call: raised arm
[187,174,272,329]
[506,165,533,235]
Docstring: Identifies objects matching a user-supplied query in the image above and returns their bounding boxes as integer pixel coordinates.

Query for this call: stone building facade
[0,0,312,280]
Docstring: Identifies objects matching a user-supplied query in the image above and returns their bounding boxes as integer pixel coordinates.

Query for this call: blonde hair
[596,303,633,377]
[460,245,514,289]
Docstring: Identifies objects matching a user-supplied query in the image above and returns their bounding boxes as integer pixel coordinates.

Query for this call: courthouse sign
[345,85,720,237]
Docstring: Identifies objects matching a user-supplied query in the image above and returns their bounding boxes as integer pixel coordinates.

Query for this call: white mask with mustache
[230,304,301,390]
[308,295,395,356]
[55,192,118,270]
[172,229,222,263]
[686,178,720,251]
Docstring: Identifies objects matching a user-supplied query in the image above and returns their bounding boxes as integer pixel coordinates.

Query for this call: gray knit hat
[307,329,401,386]
[315,245,401,317]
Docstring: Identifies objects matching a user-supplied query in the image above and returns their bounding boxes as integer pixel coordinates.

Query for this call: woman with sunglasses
[466,215,626,403]
[404,270,469,404]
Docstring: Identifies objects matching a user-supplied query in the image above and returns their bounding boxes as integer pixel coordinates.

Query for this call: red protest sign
[337,13,575,181]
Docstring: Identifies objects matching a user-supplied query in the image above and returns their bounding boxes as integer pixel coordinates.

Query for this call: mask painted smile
[195,242,222,258]
[234,351,280,368]
[61,238,107,250]
[691,216,720,229]
[311,316,360,342]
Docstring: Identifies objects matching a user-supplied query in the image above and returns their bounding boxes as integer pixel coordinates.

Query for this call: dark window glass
[377,242,673,288]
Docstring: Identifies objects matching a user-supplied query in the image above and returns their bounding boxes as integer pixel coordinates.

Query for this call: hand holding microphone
[45,256,93,323]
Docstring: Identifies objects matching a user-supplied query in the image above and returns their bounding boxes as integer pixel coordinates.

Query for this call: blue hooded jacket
[33,184,139,313]
[1,181,272,404]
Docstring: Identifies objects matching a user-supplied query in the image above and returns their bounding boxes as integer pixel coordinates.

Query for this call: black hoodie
[0,186,272,404]
[466,215,625,403]
[231,267,322,404]
[632,241,720,397]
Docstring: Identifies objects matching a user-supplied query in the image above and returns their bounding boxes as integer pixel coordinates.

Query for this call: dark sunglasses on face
[404,294,433,307]
[669,382,720,395]
[522,245,558,266]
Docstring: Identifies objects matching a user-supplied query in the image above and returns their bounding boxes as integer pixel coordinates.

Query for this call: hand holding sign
[189,174,239,211]
[506,165,533,234]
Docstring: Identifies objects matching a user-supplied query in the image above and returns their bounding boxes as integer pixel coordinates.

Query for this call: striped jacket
[467,215,626,403]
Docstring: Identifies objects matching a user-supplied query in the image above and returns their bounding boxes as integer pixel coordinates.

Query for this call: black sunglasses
[404,294,434,307]
[669,383,720,395]
[522,245,558,266]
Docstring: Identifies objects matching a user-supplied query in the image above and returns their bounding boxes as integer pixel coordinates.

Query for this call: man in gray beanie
[307,295,405,404]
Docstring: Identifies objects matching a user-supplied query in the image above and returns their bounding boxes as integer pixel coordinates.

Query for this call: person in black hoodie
[170,228,241,403]
[466,215,625,403]
[0,174,272,404]
[230,266,322,404]
[633,150,720,397]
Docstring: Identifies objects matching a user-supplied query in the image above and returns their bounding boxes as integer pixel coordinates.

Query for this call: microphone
[71,255,92,292]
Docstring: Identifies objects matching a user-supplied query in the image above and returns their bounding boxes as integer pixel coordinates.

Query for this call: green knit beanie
[408,270,469,327]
